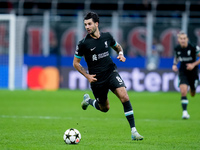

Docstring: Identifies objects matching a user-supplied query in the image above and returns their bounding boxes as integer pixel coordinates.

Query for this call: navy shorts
[90,71,126,104]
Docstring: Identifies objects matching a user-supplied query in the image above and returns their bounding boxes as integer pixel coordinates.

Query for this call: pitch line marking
[1,115,200,123]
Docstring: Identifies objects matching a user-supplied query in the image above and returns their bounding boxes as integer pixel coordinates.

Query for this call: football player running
[73,12,143,140]
[172,31,200,119]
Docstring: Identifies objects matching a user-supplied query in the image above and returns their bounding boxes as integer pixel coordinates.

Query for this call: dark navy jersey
[174,43,200,72]
[75,32,117,83]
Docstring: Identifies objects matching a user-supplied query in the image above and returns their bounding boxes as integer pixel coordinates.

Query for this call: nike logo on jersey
[90,47,96,51]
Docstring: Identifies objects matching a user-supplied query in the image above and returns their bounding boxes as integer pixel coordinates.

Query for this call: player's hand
[186,63,195,70]
[117,54,126,62]
[172,65,178,72]
[87,74,97,83]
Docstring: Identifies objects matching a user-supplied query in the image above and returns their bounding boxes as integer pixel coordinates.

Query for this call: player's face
[178,34,188,48]
[84,19,98,34]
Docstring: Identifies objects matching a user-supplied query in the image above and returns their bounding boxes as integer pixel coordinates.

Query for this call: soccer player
[73,12,143,141]
[172,31,200,119]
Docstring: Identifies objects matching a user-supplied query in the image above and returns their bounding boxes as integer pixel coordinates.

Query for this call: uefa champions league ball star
[63,128,81,144]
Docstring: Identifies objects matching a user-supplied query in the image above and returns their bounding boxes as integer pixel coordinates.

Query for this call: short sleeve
[74,42,84,59]
[174,46,178,57]
[108,32,117,47]
[196,45,200,55]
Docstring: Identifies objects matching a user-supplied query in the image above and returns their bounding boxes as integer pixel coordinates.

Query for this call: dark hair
[84,12,99,23]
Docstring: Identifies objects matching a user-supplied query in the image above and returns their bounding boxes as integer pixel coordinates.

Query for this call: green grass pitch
[0,90,200,150]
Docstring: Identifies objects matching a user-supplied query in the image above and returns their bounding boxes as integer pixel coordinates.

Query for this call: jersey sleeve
[196,45,200,55]
[174,46,178,57]
[74,42,84,59]
[108,32,117,47]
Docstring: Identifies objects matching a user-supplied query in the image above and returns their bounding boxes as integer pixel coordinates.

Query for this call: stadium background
[0,0,200,92]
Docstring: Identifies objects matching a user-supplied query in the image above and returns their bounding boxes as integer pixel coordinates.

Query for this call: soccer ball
[63,128,81,144]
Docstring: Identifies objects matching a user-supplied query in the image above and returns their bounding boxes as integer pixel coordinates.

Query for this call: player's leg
[189,89,196,97]
[114,87,135,128]
[82,93,110,112]
[81,84,110,112]
[179,84,190,119]
[179,73,190,119]
[98,98,110,112]
[114,87,143,140]
[180,84,188,96]
[189,78,199,97]
[81,93,100,110]
[109,71,143,140]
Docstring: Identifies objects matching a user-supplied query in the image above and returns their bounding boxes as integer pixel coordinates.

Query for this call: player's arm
[192,52,200,66]
[172,56,179,72]
[186,46,200,70]
[112,43,126,62]
[186,53,200,70]
[73,56,97,83]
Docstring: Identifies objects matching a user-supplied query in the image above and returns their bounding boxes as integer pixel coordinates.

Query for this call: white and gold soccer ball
[63,128,81,144]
